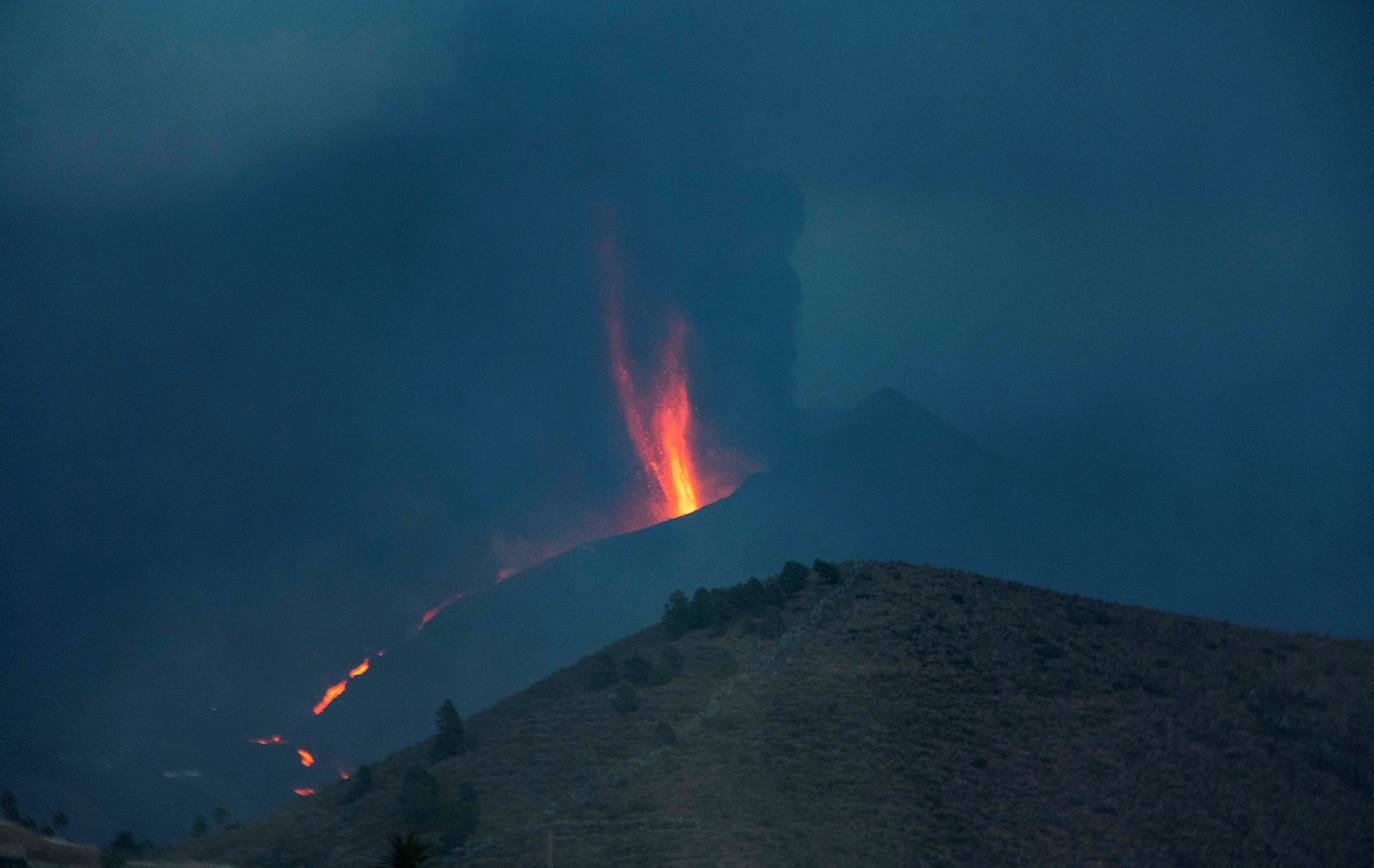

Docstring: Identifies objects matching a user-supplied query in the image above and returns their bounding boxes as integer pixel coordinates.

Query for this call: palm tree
[376,832,434,868]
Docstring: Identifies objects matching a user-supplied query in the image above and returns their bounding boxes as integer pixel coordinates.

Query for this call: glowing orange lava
[415,591,466,633]
[256,210,750,800]
[599,218,733,523]
[312,680,347,716]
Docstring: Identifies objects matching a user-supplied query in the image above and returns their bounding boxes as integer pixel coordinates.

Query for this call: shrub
[584,651,620,690]
[662,589,691,637]
[712,651,739,678]
[659,646,684,675]
[723,577,767,615]
[377,832,434,868]
[759,608,786,639]
[780,560,809,593]
[654,721,678,746]
[398,766,479,846]
[813,559,841,584]
[345,765,374,803]
[400,767,445,830]
[623,654,666,686]
[446,783,480,849]
[658,563,813,640]
[102,832,149,868]
[612,684,640,714]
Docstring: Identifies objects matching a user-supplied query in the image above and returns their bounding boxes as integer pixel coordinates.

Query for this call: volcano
[287,388,1128,776]
[54,387,1368,836]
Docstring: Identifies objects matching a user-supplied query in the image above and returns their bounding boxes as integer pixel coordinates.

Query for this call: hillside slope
[294,389,1090,779]
[175,561,1374,867]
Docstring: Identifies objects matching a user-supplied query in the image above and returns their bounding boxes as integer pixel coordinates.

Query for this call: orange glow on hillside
[293,788,315,797]
[312,680,347,716]
[348,658,370,678]
[296,748,315,767]
[250,735,284,745]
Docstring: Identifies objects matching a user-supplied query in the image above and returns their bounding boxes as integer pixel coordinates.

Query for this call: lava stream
[414,591,466,633]
[256,210,749,799]
[311,680,347,716]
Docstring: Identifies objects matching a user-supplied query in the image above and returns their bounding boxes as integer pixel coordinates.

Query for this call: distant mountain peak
[831,386,987,460]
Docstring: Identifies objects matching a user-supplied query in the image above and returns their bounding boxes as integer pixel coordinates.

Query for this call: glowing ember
[338,770,351,780]
[250,735,285,745]
[348,658,370,678]
[296,748,315,768]
[293,788,315,797]
[312,679,347,716]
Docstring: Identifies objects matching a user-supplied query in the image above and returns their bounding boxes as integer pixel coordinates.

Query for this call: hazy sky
[1,0,1370,838]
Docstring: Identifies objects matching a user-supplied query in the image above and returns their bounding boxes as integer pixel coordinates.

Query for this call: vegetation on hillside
[375,831,433,868]
[0,788,68,838]
[167,561,1374,867]
[431,698,466,760]
[660,559,839,638]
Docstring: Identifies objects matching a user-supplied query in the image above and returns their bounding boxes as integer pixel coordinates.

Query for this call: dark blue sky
[1,0,1370,839]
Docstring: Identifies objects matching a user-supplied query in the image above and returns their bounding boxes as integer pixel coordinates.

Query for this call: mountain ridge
[173,559,1374,867]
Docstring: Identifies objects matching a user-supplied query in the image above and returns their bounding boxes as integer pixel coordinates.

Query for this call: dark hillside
[173,562,1374,867]
[297,389,1109,774]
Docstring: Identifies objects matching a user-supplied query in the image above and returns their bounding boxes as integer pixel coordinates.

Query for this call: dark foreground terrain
[171,561,1373,867]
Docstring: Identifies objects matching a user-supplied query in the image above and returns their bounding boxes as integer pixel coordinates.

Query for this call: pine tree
[191,815,208,838]
[346,764,374,802]
[661,589,691,637]
[432,699,465,759]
